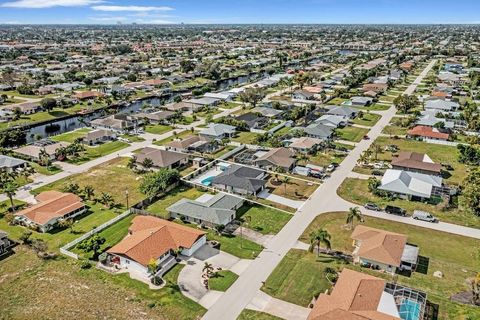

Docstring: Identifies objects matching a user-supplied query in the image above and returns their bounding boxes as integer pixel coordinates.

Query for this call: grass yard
[369,136,469,185]
[120,134,146,143]
[51,128,91,143]
[237,310,282,320]
[337,178,480,228]
[382,125,409,136]
[232,132,260,145]
[0,248,205,320]
[33,157,145,207]
[206,230,263,260]
[66,141,130,165]
[335,126,369,142]
[145,124,174,135]
[153,130,192,146]
[298,150,347,167]
[365,103,391,111]
[266,176,318,201]
[208,270,239,291]
[210,145,236,158]
[30,162,62,175]
[262,250,334,306]
[146,186,207,219]
[236,203,292,235]
[299,212,480,319]
[351,113,381,127]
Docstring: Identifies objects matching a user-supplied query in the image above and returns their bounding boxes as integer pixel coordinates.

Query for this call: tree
[203,262,214,277]
[139,168,180,198]
[63,182,80,195]
[127,156,137,170]
[180,59,195,73]
[12,107,22,120]
[1,181,18,212]
[40,98,57,112]
[323,266,338,284]
[77,234,106,259]
[308,229,331,255]
[127,73,137,82]
[99,192,114,209]
[83,185,95,200]
[346,207,363,229]
[371,143,382,160]
[239,87,265,108]
[142,157,154,170]
[281,176,290,195]
[466,272,480,305]
[393,94,418,114]
[58,218,74,232]
[39,148,51,168]
[147,258,159,275]
[461,169,480,216]
[19,230,32,244]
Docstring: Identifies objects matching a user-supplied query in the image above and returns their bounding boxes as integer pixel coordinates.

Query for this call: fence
[60,209,132,259]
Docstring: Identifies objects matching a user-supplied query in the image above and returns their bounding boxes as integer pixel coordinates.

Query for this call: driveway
[247,291,311,320]
[177,244,252,308]
[258,189,304,209]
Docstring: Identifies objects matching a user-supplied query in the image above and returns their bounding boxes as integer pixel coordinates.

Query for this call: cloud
[91,5,173,12]
[1,0,102,8]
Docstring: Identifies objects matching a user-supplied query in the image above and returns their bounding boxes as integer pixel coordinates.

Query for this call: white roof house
[199,123,236,139]
[417,110,454,128]
[378,169,443,199]
[424,99,458,112]
[315,114,346,128]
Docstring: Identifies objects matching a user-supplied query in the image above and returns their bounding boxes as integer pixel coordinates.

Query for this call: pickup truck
[385,205,407,217]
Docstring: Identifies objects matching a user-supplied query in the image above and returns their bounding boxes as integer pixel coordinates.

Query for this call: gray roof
[379,169,443,198]
[167,193,243,225]
[425,99,458,111]
[252,106,284,118]
[327,106,360,117]
[212,165,266,193]
[304,123,334,139]
[200,123,236,137]
[0,155,26,169]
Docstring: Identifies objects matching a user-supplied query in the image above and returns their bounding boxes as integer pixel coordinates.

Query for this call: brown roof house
[15,191,85,233]
[351,225,419,274]
[14,140,70,162]
[108,216,206,277]
[391,152,442,176]
[83,129,117,146]
[308,268,427,320]
[136,147,189,169]
[254,147,296,172]
[73,90,105,101]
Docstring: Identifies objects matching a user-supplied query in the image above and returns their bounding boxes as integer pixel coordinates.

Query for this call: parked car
[385,205,407,216]
[412,210,438,223]
[372,170,384,176]
[326,164,336,172]
[364,203,381,211]
[363,135,370,140]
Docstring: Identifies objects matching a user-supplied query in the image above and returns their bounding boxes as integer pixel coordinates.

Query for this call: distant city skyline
[1,0,480,25]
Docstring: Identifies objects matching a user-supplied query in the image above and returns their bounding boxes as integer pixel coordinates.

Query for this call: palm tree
[203,262,214,277]
[142,157,154,170]
[372,143,382,161]
[346,207,363,229]
[2,181,18,212]
[99,192,114,209]
[281,176,290,195]
[308,229,331,256]
[127,156,137,170]
[39,148,50,168]
[83,185,95,201]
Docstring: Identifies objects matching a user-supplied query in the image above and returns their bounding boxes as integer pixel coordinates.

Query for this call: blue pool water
[201,176,214,186]
[399,299,421,320]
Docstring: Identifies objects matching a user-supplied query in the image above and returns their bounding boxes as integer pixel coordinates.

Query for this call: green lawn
[145,124,173,135]
[237,310,282,320]
[382,125,408,136]
[51,128,90,143]
[208,270,239,291]
[153,130,192,146]
[206,230,263,260]
[299,212,480,319]
[365,103,391,111]
[33,157,145,208]
[337,178,480,228]
[351,113,381,127]
[262,250,334,306]
[30,162,62,175]
[232,132,260,145]
[211,145,236,158]
[0,248,205,320]
[236,203,292,235]
[298,150,347,167]
[369,136,469,185]
[67,141,129,165]
[120,134,146,143]
[335,126,369,142]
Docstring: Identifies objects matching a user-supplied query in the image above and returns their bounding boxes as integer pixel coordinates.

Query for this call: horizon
[1,0,480,25]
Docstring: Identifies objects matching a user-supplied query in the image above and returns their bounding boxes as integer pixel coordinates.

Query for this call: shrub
[151,276,163,286]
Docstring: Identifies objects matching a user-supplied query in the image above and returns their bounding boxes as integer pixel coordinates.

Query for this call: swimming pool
[398,299,421,320]
[201,176,214,186]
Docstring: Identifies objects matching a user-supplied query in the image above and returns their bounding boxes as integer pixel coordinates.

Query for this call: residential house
[378,169,444,200]
[90,114,138,134]
[4,102,42,114]
[407,125,450,141]
[424,99,458,112]
[14,140,70,162]
[252,106,284,119]
[416,110,454,129]
[292,90,315,100]
[254,147,296,171]
[351,225,419,273]
[204,91,235,101]
[326,106,359,119]
[351,96,373,106]
[308,268,426,320]
[391,152,442,176]
[83,129,117,146]
[136,148,189,169]
[236,112,268,130]
[316,114,347,128]
[107,216,206,277]
[0,230,15,258]
[15,191,85,233]
[167,193,244,228]
[184,97,220,110]
[134,110,176,124]
[73,90,105,101]
[286,137,324,153]
[199,123,236,141]
[304,123,334,140]
[212,165,267,196]
[0,155,27,172]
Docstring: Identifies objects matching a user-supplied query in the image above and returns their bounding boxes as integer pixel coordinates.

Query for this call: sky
[1,0,480,25]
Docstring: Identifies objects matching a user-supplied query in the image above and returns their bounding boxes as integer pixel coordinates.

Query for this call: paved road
[202,59,480,320]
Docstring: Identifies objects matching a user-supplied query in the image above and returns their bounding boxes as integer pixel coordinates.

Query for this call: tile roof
[15,191,84,226]
[136,147,188,168]
[351,225,407,267]
[108,216,205,266]
[255,147,296,169]
[407,126,450,140]
[391,151,441,174]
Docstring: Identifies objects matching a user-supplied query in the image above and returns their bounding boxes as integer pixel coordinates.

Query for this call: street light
[125,189,129,209]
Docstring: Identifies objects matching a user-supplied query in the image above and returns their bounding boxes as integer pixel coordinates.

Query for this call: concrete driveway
[177,244,251,308]
[258,189,304,209]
